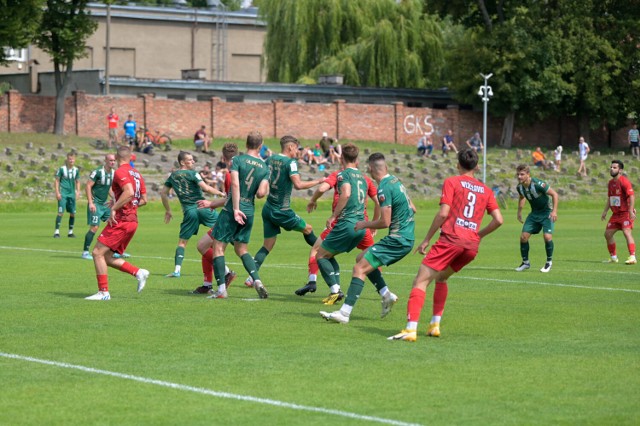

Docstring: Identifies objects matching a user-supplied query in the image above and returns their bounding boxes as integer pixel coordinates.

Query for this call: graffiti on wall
[403,114,435,136]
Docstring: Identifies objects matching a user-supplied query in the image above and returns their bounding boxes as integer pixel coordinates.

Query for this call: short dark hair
[177,151,191,164]
[458,148,478,171]
[612,159,624,170]
[341,143,359,163]
[216,161,227,169]
[246,131,263,150]
[516,164,530,174]
[280,135,299,150]
[222,143,238,161]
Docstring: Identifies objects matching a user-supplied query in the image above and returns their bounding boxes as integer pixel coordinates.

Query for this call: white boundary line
[0,352,421,426]
[2,245,639,293]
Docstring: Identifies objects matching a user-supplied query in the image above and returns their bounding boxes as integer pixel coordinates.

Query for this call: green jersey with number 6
[336,167,366,222]
[224,154,270,214]
[265,153,298,210]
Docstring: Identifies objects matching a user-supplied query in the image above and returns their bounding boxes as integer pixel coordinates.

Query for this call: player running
[389,149,503,342]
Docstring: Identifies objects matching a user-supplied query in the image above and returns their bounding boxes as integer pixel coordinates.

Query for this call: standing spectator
[193,125,211,153]
[107,107,119,148]
[442,129,458,155]
[601,160,636,265]
[319,132,332,158]
[123,114,137,147]
[465,132,483,153]
[577,136,590,177]
[515,164,559,273]
[388,149,503,342]
[629,123,639,160]
[54,152,80,238]
[320,153,416,324]
[554,145,563,171]
[85,145,149,301]
[161,151,226,278]
[417,134,433,157]
[82,154,116,260]
[202,132,271,299]
[243,135,322,288]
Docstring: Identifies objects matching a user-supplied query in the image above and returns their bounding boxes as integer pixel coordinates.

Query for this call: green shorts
[321,220,365,255]
[58,196,76,214]
[211,208,254,244]
[262,204,306,239]
[87,203,111,226]
[522,212,554,235]
[363,236,414,269]
[179,207,219,240]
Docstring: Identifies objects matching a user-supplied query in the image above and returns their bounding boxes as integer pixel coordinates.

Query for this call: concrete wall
[0,90,633,150]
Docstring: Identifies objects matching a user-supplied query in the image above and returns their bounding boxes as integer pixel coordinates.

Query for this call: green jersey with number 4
[225,154,270,214]
[336,167,366,222]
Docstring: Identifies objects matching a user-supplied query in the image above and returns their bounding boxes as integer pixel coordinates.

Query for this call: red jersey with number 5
[438,175,498,250]
[112,164,146,222]
[608,175,634,214]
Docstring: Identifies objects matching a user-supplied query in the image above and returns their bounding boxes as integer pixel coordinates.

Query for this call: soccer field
[0,200,638,425]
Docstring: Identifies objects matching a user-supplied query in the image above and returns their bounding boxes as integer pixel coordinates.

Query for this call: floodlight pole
[478,73,493,183]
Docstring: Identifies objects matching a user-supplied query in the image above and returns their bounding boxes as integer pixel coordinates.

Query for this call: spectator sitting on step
[193,125,211,153]
[532,147,553,170]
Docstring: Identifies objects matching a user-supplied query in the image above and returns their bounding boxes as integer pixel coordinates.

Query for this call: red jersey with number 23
[112,164,146,223]
[438,175,498,251]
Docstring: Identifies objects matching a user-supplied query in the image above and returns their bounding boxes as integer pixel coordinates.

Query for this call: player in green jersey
[243,135,322,287]
[321,152,416,323]
[515,165,559,273]
[206,132,271,299]
[162,151,226,277]
[54,152,81,238]
[315,143,367,305]
[82,154,116,260]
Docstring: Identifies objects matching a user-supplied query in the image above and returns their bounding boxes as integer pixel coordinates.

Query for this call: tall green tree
[0,0,43,65]
[35,0,97,135]
[260,0,444,88]
[432,0,640,146]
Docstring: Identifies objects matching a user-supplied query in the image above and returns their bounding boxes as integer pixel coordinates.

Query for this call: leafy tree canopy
[0,0,43,65]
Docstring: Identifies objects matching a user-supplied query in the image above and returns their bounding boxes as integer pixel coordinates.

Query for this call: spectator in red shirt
[107,107,119,148]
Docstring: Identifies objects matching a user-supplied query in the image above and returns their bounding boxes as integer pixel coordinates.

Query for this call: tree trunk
[500,111,515,148]
[477,0,492,31]
[53,62,73,135]
[578,113,590,141]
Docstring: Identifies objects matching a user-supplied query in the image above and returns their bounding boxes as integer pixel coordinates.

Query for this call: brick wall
[0,90,633,149]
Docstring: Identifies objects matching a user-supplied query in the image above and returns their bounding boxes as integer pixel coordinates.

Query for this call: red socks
[97,274,108,292]
[202,248,214,282]
[118,261,139,276]
[629,243,636,256]
[607,243,617,257]
[433,282,449,317]
[407,288,426,322]
[308,256,319,275]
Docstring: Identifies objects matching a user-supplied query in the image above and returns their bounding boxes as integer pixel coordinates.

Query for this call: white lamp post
[477,73,493,183]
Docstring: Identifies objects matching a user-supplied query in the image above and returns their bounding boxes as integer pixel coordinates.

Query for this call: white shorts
[580,154,588,161]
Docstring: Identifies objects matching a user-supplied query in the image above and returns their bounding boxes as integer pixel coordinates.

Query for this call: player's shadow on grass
[53,291,97,299]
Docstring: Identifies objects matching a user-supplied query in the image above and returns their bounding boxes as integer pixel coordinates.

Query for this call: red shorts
[98,221,138,255]
[320,219,373,250]
[607,212,634,230]
[423,240,477,272]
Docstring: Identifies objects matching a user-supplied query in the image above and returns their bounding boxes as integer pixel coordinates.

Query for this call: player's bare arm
[328,183,351,229]
[291,174,322,190]
[478,209,504,239]
[307,181,332,213]
[256,179,270,199]
[198,181,226,198]
[86,179,96,212]
[629,194,636,220]
[416,204,450,255]
[517,195,526,223]
[108,182,134,225]
[54,177,61,201]
[230,170,246,225]
[355,205,391,231]
[548,188,559,222]
[160,185,173,224]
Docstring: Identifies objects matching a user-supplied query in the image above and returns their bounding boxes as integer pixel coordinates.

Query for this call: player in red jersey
[601,160,636,265]
[85,145,149,301]
[192,143,239,294]
[389,149,503,342]
[294,166,381,299]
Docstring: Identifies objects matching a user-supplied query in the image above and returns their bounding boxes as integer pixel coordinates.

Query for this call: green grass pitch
[0,199,638,425]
